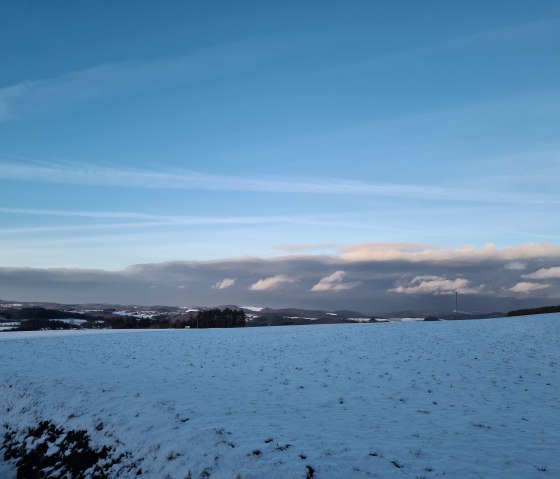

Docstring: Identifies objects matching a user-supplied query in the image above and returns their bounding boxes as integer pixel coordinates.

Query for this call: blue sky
[1,1,559,309]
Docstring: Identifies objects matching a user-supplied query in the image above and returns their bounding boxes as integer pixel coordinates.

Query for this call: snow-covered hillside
[1,315,559,478]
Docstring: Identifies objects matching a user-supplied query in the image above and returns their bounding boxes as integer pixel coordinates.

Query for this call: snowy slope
[1,315,559,478]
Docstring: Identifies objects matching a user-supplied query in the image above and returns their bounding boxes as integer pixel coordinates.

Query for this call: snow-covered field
[1,315,559,478]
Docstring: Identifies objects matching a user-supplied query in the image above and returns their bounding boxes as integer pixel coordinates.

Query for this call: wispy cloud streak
[337,17,560,74]
[0,206,328,225]
[0,207,397,235]
[0,37,300,122]
[1,160,557,204]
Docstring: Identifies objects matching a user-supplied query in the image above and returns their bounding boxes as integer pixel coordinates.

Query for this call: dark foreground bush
[3,420,136,479]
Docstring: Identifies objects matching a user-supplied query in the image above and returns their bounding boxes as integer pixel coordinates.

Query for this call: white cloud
[389,276,482,295]
[522,266,560,280]
[310,271,361,292]
[504,261,527,270]
[509,281,550,293]
[249,274,296,291]
[213,278,236,290]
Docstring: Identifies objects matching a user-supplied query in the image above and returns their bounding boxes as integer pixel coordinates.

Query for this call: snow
[242,306,264,312]
[59,318,88,325]
[113,310,160,319]
[0,328,159,341]
[113,310,135,316]
[0,322,20,331]
[0,457,16,478]
[392,317,426,322]
[1,315,559,478]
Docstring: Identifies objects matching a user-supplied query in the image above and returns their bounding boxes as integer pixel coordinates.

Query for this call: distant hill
[374,310,505,321]
[0,298,521,327]
[0,307,84,320]
[507,305,560,317]
[241,307,373,327]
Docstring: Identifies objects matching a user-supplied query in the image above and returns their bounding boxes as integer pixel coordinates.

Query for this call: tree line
[4,308,247,331]
[188,308,246,328]
[1,307,81,320]
[106,308,246,329]
[507,305,560,317]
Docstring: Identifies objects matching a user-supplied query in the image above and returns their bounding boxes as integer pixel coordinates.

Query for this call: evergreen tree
[188,308,246,329]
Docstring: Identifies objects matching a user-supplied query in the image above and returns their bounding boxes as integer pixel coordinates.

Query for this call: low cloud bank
[0,242,559,312]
